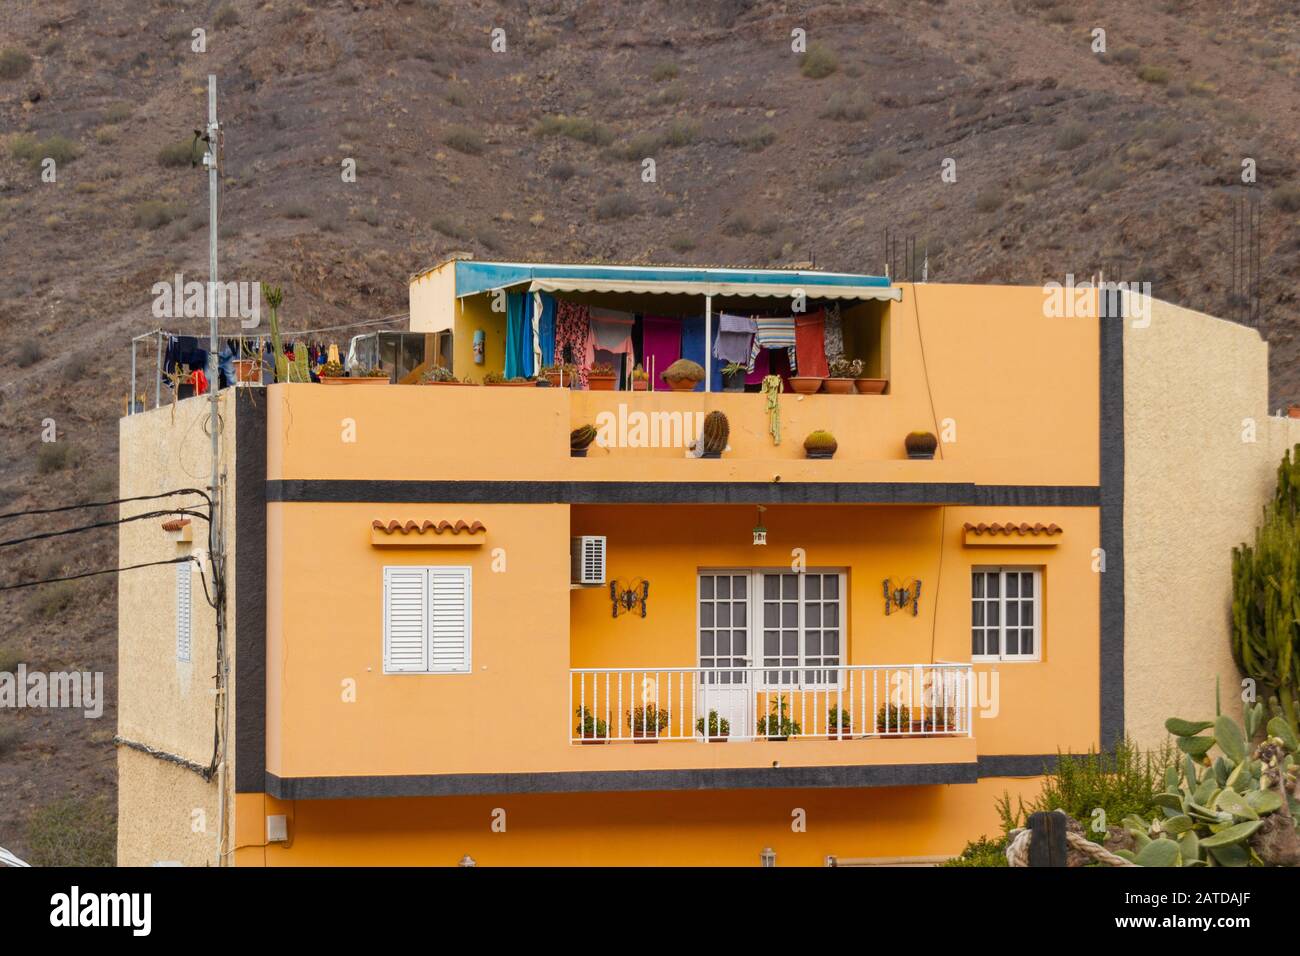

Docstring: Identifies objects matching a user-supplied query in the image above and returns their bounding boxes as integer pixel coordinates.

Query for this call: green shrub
[10,134,79,170]
[0,48,32,80]
[443,124,485,155]
[31,580,76,619]
[737,125,777,152]
[213,3,241,28]
[820,92,873,122]
[974,187,1007,212]
[650,61,679,82]
[103,102,132,124]
[863,149,903,182]
[36,442,71,474]
[1138,65,1170,85]
[1272,185,1300,214]
[157,137,201,168]
[134,200,184,229]
[0,643,22,672]
[15,340,43,367]
[1053,123,1088,151]
[26,796,116,867]
[800,43,838,79]
[943,834,1009,867]
[595,192,638,221]
[533,115,614,147]
[0,724,21,757]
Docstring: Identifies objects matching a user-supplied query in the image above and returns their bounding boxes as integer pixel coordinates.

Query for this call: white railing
[569,664,973,744]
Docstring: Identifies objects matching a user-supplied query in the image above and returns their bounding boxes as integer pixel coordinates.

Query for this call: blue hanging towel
[521,292,535,378]
[536,291,557,370]
[680,315,708,393]
[505,292,526,380]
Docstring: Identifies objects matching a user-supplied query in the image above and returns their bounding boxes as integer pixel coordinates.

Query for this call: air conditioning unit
[570,536,606,586]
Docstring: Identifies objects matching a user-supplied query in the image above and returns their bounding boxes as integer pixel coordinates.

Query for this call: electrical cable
[0,488,211,522]
[0,557,195,591]
[0,509,210,550]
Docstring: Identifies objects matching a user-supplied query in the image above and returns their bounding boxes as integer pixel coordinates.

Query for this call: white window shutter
[429,568,471,673]
[384,568,428,673]
[176,561,192,662]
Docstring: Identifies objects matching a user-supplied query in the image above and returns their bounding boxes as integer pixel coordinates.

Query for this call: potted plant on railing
[574,706,609,744]
[803,429,837,459]
[825,358,860,394]
[854,363,887,394]
[788,371,824,394]
[695,709,731,742]
[661,358,705,392]
[542,363,577,388]
[627,703,671,743]
[904,430,938,459]
[570,424,597,458]
[699,410,729,459]
[484,371,534,387]
[828,707,852,739]
[631,364,650,391]
[233,342,263,384]
[318,359,349,384]
[876,702,911,733]
[757,696,801,741]
[587,362,617,391]
[422,366,466,385]
[721,362,747,393]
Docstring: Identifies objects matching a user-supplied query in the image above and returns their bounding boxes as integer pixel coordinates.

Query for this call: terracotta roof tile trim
[372,519,487,535]
[161,518,192,531]
[962,522,1062,536]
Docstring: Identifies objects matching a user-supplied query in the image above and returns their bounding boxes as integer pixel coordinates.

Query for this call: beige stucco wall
[117,389,240,865]
[1123,294,1300,749]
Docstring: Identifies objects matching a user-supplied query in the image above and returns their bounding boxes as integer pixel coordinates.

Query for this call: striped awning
[525,277,901,301]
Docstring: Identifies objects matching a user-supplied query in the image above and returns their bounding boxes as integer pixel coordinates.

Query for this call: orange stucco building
[117,259,1300,866]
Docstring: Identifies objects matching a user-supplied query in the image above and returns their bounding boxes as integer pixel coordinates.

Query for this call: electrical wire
[0,508,210,550]
[0,557,195,591]
[0,488,211,523]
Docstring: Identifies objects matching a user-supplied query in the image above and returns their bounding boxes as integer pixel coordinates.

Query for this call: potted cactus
[542,363,577,388]
[484,371,534,387]
[803,429,837,459]
[587,362,617,391]
[631,364,650,391]
[696,710,731,742]
[574,706,609,744]
[757,696,801,740]
[422,366,469,385]
[721,362,747,392]
[828,707,852,739]
[570,424,597,457]
[699,410,729,459]
[628,703,671,743]
[905,431,938,459]
[661,358,705,392]
[825,358,860,394]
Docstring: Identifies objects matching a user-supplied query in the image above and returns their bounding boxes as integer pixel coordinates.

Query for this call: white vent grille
[571,536,606,586]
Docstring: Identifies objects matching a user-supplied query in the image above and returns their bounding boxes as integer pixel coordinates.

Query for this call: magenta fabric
[641,315,682,392]
[744,347,769,386]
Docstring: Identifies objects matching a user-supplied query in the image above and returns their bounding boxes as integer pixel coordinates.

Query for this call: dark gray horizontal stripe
[266,761,980,799]
[267,479,1099,507]
[976,754,1061,777]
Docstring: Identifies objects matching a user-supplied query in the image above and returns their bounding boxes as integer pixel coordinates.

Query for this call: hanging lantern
[752,505,768,546]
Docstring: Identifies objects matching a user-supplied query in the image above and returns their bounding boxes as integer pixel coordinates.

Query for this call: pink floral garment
[554,300,592,387]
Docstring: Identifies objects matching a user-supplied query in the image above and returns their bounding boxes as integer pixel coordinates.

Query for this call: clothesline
[130,313,403,342]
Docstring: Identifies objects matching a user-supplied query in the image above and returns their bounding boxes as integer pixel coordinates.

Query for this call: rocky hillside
[0,0,1298,861]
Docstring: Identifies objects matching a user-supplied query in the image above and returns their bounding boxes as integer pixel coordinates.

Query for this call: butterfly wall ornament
[882,578,922,616]
[610,579,649,618]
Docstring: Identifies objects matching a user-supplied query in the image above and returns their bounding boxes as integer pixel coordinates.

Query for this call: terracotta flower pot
[665,378,700,392]
[789,376,823,394]
[854,378,888,394]
[233,358,262,383]
[632,379,649,391]
[587,375,616,391]
[824,378,855,394]
[487,380,536,387]
[320,376,388,385]
[631,729,662,744]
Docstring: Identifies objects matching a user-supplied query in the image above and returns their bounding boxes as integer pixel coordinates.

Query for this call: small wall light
[760,846,777,867]
[458,854,477,867]
[752,506,768,546]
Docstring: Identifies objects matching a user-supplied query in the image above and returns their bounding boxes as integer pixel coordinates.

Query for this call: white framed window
[383,566,471,674]
[971,567,1041,662]
[698,569,845,687]
[176,561,192,663]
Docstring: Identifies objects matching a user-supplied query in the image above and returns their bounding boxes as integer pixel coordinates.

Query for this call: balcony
[570,663,972,745]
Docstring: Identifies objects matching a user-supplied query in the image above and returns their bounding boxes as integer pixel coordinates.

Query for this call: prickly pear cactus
[1118,704,1300,866]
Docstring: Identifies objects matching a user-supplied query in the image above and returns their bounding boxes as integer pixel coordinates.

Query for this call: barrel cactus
[700,411,729,457]
[1113,703,1300,866]
[570,424,597,450]
[804,429,838,459]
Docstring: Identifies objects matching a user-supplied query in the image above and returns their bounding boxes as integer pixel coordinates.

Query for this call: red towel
[794,310,829,378]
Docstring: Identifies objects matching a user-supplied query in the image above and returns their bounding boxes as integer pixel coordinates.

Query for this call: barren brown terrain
[0,0,1297,862]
